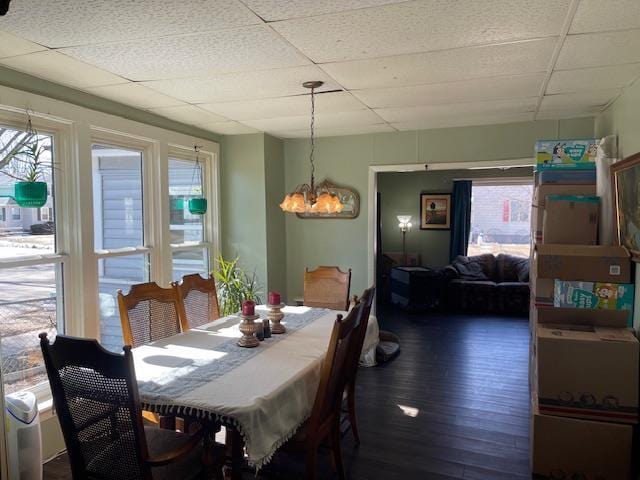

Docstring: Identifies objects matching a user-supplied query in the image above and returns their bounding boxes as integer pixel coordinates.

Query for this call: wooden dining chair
[303,266,352,311]
[174,273,220,330]
[117,282,189,349]
[282,300,366,480]
[342,286,375,445]
[39,332,209,480]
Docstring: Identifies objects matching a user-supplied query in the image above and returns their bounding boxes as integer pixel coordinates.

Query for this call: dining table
[131,305,379,478]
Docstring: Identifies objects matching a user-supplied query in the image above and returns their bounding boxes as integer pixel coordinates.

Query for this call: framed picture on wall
[420,193,451,230]
[611,152,640,261]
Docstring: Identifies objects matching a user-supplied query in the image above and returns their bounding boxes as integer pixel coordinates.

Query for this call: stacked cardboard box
[529,139,638,479]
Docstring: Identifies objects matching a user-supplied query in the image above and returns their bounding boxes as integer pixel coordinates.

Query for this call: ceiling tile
[391,112,534,131]
[539,90,621,111]
[1,0,261,48]
[243,109,383,131]
[320,38,557,90]
[535,108,599,120]
[272,0,569,63]
[142,65,340,104]
[352,73,545,108]
[272,124,395,139]
[199,91,365,121]
[375,97,537,123]
[0,31,47,59]
[201,121,259,135]
[0,50,126,88]
[557,30,640,70]
[61,25,311,81]
[84,83,183,109]
[547,64,640,94]
[147,105,229,125]
[570,0,640,34]
[243,0,407,21]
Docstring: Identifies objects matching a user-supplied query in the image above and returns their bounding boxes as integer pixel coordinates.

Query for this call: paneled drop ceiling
[1,0,639,138]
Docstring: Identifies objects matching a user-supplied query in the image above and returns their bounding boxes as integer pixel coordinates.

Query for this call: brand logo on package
[610,265,621,276]
[565,144,586,162]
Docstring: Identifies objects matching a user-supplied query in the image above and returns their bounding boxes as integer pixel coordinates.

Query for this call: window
[169,156,211,281]
[38,207,52,222]
[469,182,533,258]
[92,144,149,352]
[0,126,64,394]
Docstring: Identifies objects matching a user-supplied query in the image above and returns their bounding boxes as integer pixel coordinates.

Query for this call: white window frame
[166,146,218,281]
[0,111,75,405]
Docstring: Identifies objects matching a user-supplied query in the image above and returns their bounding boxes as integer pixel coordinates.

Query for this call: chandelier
[279,81,344,214]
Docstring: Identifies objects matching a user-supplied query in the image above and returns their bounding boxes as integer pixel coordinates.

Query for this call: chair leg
[347,382,360,445]
[305,448,318,480]
[330,423,346,480]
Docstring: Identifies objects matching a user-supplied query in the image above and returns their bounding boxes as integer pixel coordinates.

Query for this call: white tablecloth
[132,306,377,468]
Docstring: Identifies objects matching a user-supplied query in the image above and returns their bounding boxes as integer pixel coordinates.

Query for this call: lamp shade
[397,215,412,225]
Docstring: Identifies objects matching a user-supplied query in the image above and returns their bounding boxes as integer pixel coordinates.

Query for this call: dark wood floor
[44,308,531,479]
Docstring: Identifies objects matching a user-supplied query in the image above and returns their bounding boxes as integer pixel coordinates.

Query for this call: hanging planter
[187,146,207,215]
[14,181,47,208]
[188,197,207,215]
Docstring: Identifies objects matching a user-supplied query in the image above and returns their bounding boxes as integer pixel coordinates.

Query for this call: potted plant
[1,133,49,208]
[213,255,262,316]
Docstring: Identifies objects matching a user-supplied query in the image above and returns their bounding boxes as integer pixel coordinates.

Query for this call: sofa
[446,253,530,314]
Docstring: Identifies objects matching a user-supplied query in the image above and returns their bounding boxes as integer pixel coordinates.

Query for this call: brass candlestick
[267,303,286,334]
[238,314,260,348]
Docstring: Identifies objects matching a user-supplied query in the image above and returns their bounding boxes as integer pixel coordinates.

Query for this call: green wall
[596,79,640,158]
[595,79,640,330]
[283,118,595,300]
[378,167,533,268]
[220,133,287,299]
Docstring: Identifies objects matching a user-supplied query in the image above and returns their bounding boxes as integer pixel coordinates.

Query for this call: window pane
[0,128,55,260]
[0,263,62,394]
[469,184,533,258]
[168,158,203,245]
[98,254,149,352]
[172,248,208,282]
[92,145,144,251]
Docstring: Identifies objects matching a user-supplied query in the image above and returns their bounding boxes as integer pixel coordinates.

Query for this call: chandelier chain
[309,86,316,190]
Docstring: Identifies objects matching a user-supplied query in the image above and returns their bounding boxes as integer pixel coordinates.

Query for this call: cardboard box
[533,244,631,284]
[554,280,634,326]
[531,398,632,479]
[535,138,598,170]
[533,304,629,328]
[543,195,599,245]
[535,323,639,423]
[531,184,596,243]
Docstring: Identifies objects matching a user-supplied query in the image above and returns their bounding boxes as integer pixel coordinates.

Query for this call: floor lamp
[397,215,412,265]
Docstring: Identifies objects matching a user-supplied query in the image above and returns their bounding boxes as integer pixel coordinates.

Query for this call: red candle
[268,291,281,306]
[242,300,255,316]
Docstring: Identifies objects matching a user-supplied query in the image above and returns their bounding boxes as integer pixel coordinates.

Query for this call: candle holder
[267,303,286,334]
[237,314,260,348]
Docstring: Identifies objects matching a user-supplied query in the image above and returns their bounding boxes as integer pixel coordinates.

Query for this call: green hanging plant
[1,114,51,208]
[212,255,262,317]
[188,145,207,215]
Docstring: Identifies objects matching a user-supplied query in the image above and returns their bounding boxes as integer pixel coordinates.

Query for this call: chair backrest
[308,300,364,433]
[303,266,352,311]
[40,333,152,480]
[347,286,375,383]
[175,274,221,329]
[117,282,188,348]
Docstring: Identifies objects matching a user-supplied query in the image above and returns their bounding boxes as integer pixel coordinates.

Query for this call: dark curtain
[449,180,472,262]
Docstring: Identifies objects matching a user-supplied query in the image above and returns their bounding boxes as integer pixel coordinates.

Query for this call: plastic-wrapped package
[596,135,618,245]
